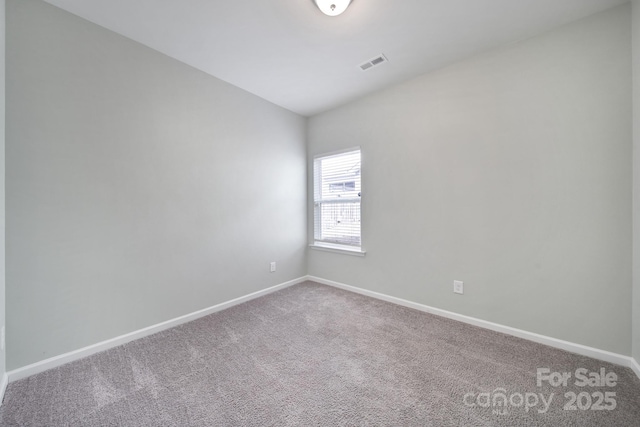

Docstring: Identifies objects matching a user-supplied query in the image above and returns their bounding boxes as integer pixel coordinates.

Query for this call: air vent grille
[359,54,388,71]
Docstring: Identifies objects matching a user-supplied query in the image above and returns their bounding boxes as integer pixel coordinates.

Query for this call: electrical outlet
[453,280,464,295]
[270,262,276,272]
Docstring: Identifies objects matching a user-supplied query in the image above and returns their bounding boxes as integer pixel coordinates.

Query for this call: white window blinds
[313,149,361,248]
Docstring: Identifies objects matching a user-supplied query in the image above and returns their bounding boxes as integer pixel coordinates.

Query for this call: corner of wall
[632,0,640,366]
[0,0,7,404]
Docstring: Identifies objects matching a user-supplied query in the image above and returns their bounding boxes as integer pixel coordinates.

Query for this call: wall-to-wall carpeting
[2,282,638,426]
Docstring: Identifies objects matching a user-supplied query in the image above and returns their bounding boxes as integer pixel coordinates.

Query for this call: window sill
[309,243,366,257]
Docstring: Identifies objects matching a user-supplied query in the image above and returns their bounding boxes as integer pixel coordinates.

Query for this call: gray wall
[5,0,636,371]
[308,5,632,355]
[0,0,5,380]
[6,0,307,370]
[633,0,640,364]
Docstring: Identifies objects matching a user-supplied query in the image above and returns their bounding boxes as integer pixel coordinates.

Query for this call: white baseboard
[308,276,640,377]
[7,275,640,384]
[631,357,640,379]
[7,276,307,383]
[0,373,7,405]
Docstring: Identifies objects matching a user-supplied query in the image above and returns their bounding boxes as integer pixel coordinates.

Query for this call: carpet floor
[1,281,639,426]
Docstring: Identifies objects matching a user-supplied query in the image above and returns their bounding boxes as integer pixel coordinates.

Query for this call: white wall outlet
[270,262,276,272]
[453,280,464,295]
[1,326,5,351]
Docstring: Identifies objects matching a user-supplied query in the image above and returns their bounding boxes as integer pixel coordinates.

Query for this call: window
[313,148,362,253]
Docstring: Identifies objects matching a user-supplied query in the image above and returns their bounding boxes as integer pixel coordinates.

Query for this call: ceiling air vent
[359,54,388,71]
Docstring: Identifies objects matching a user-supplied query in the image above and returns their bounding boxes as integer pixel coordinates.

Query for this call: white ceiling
[43,0,628,117]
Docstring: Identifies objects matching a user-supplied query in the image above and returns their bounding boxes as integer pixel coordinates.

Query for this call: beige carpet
[1,281,639,426]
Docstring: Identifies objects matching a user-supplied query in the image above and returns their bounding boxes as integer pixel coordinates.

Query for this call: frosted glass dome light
[314,0,352,16]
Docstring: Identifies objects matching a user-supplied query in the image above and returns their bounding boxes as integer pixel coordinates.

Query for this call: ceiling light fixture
[313,0,352,16]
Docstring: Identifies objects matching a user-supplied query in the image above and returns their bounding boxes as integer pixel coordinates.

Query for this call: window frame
[310,147,365,256]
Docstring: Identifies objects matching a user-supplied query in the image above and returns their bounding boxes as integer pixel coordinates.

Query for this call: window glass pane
[313,149,361,247]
